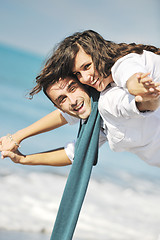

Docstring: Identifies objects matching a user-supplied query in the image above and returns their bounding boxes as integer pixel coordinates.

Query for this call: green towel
[50,88,101,240]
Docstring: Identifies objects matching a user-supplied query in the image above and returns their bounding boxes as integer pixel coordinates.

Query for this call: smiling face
[72,46,113,92]
[46,77,91,119]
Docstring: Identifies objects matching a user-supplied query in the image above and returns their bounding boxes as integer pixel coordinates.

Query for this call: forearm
[136,97,160,112]
[2,148,72,166]
[23,148,71,166]
[12,109,67,144]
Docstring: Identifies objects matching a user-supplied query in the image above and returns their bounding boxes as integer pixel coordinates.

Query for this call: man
[0,76,106,165]
[1,75,160,167]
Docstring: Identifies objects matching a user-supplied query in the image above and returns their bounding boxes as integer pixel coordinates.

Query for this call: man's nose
[69,95,77,105]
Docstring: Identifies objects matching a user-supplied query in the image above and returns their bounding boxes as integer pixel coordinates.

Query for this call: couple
[1,29,160,239]
[1,30,160,166]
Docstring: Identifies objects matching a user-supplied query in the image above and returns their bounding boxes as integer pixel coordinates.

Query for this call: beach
[1,164,160,240]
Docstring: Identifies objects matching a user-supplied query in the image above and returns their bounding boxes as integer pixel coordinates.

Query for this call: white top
[60,111,107,162]
[111,50,160,89]
[98,50,160,166]
[99,85,160,166]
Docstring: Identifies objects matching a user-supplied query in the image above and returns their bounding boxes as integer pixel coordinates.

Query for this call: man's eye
[69,82,78,92]
[59,97,66,104]
[70,87,75,91]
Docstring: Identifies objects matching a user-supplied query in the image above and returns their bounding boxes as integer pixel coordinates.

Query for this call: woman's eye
[75,72,80,77]
[84,63,91,70]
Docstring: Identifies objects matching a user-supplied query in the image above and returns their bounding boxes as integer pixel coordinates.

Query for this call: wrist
[7,134,21,148]
[136,99,159,112]
[12,129,27,144]
[19,155,28,165]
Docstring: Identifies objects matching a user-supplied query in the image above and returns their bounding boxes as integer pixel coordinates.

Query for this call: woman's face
[72,46,113,92]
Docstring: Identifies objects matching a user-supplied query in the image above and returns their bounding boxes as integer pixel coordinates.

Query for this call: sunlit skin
[46,77,91,119]
[72,46,113,92]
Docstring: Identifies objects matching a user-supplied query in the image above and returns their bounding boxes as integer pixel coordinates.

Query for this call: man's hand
[1,149,25,163]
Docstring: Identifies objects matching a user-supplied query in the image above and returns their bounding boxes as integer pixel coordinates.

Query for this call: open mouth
[74,102,84,112]
[91,77,99,85]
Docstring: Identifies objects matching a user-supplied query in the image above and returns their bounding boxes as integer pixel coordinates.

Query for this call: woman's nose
[80,72,90,84]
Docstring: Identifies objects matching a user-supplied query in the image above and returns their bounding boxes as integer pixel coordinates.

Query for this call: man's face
[46,77,91,119]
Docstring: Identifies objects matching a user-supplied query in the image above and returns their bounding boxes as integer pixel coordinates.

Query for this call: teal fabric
[50,88,101,240]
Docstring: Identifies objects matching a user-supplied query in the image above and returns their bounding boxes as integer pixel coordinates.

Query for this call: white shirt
[98,50,160,166]
[60,111,107,162]
[99,85,160,166]
[112,50,160,89]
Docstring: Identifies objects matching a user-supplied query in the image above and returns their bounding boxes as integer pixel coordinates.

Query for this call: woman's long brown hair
[29,30,160,98]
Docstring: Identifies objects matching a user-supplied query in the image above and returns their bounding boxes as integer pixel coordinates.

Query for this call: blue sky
[0,0,160,56]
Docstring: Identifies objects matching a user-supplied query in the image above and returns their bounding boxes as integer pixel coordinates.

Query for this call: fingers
[1,151,20,163]
[135,95,143,102]
[137,72,152,86]
[137,72,151,83]
[140,72,151,78]
[140,77,153,86]
[1,151,14,159]
[135,92,160,102]
[148,84,160,94]
[0,137,5,151]
[138,73,160,90]
[138,74,160,94]
[132,72,160,102]
[0,135,19,151]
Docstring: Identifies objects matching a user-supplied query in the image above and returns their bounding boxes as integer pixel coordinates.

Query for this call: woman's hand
[127,72,160,102]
